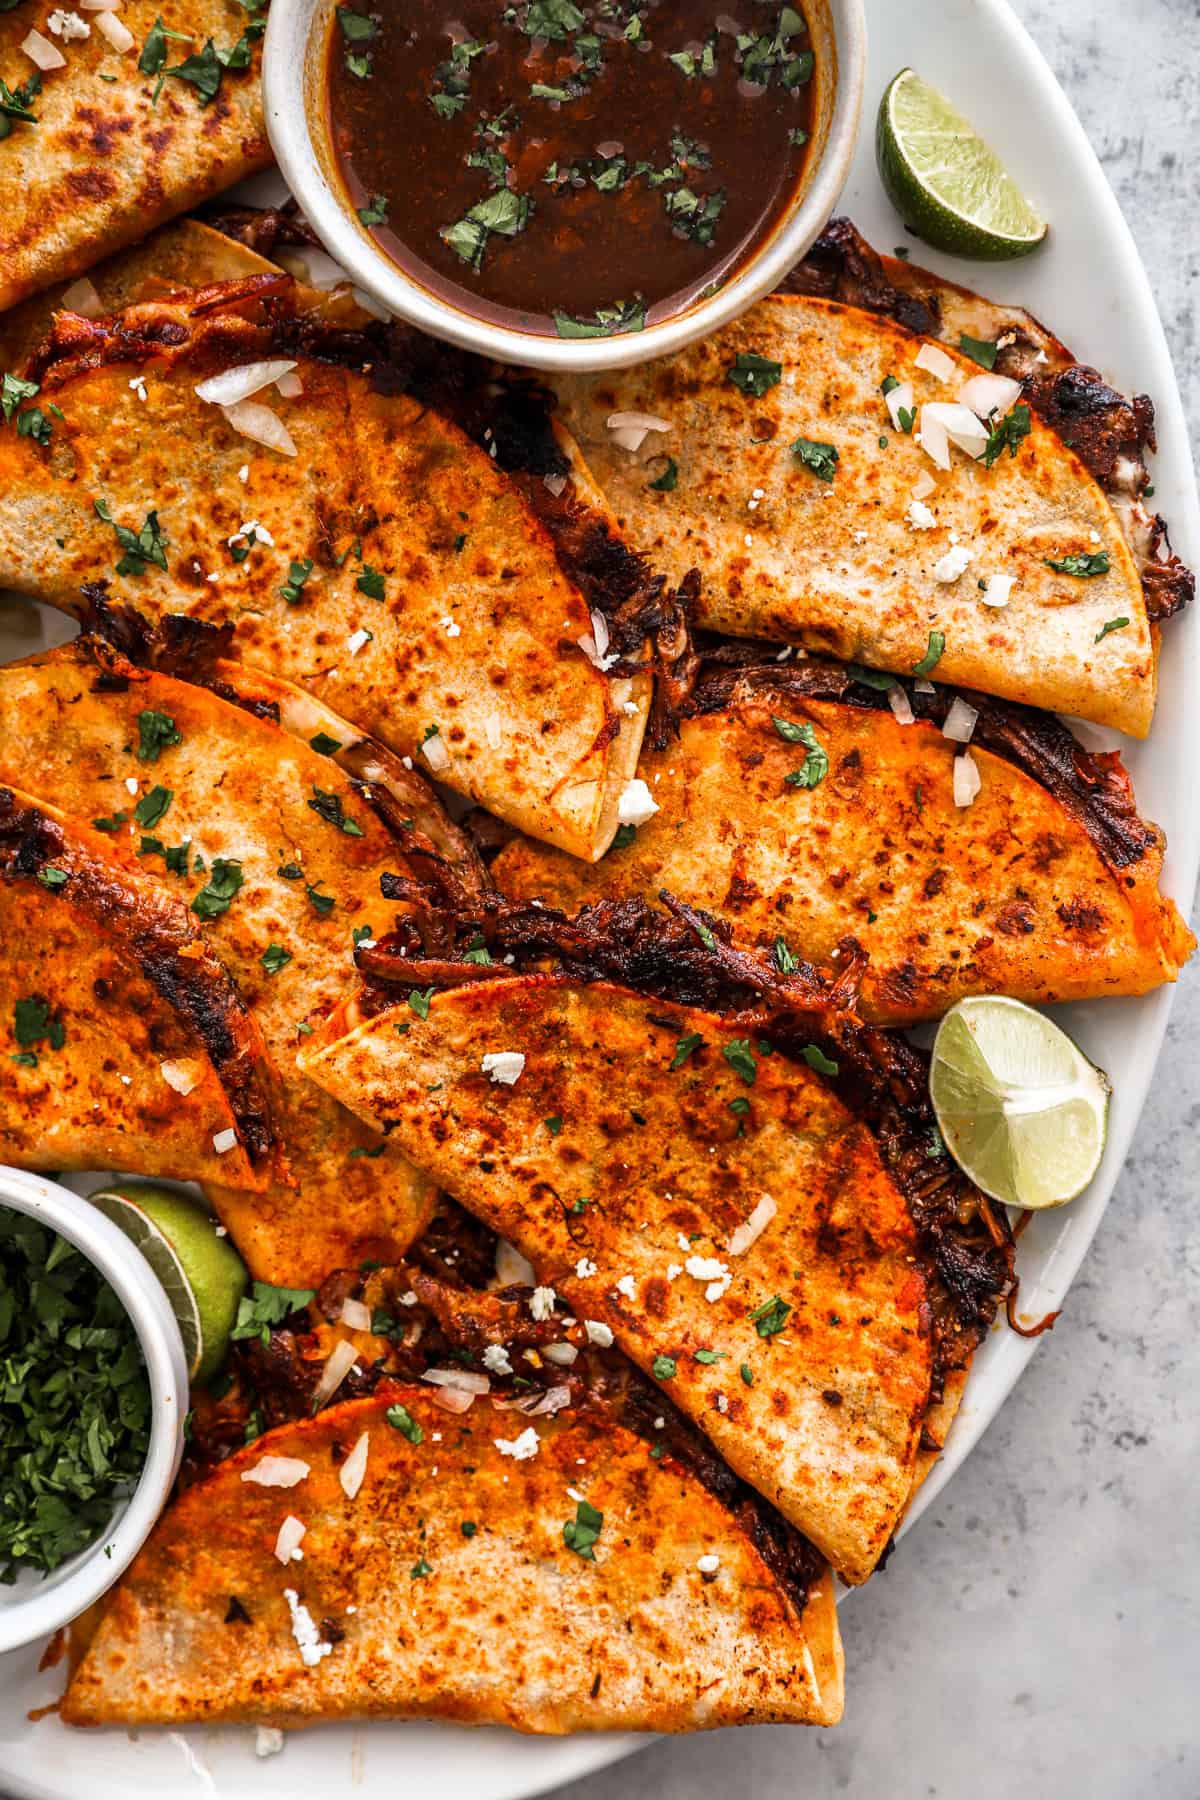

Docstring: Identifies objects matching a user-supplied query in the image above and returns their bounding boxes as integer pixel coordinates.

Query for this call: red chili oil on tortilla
[323,1,817,338]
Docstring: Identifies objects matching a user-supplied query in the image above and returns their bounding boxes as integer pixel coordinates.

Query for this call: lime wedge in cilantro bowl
[0,1203,153,1583]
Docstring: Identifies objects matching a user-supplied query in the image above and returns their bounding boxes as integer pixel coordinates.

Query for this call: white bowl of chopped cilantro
[0,1168,188,1654]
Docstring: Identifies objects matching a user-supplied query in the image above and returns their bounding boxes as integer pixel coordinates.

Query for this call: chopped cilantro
[461,1519,478,1537]
[442,189,534,271]
[309,731,343,755]
[1094,615,1130,642]
[410,1557,433,1579]
[959,334,999,370]
[544,1114,563,1135]
[1046,551,1111,579]
[386,1402,423,1444]
[790,436,839,482]
[722,1039,757,1084]
[357,193,389,227]
[648,457,678,491]
[727,351,782,398]
[912,631,946,678]
[95,501,170,578]
[553,298,646,338]
[847,664,897,691]
[651,1354,677,1379]
[308,786,366,838]
[36,866,68,891]
[14,995,64,1052]
[132,785,171,829]
[740,1362,754,1386]
[336,4,376,80]
[136,708,181,762]
[92,810,128,832]
[728,1096,751,1117]
[407,988,434,1020]
[774,936,798,975]
[694,1348,727,1364]
[562,1496,603,1560]
[983,403,1031,467]
[0,70,41,133]
[670,1031,704,1070]
[279,558,314,605]
[776,719,828,788]
[261,944,292,976]
[608,823,638,852]
[748,1295,791,1338]
[306,883,335,916]
[801,1044,839,1076]
[230,1280,315,1345]
[191,857,244,920]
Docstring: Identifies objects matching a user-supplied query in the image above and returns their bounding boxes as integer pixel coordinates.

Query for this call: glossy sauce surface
[324,1,817,337]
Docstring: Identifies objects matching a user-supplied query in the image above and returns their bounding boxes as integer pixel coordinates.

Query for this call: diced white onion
[160,1058,200,1095]
[583,1320,613,1347]
[421,731,450,772]
[495,1238,536,1288]
[339,1297,371,1331]
[887,684,915,726]
[727,1193,777,1257]
[423,1367,491,1394]
[351,285,392,323]
[981,573,1016,608]
[338,1430,369,1500]
[428,1385,476,1413]
[606,411,671,455]
[92,9,132,49]
[277,247,352,291]
[492,1384,572,1416]
[197,361,299,408]
[22,27,66,65]
[311,1338,359,1408]
[542,1342,578,1366]
[221,399,297,458]
[942,697,979,744]
[915,342,958,384]
[543,471,567,497]
[958,372,1022,421]
[273,1515,306,1564]
[212,1127,238,1155]
[953,751,982,809]
[241,1455,311,1489]
[884,380,914,433]
[275,371,304,399]
[911,470,937,501]
[913,678,936,695]
[61,276,104,317]
[918,406,950,471]
[923,402,989,463]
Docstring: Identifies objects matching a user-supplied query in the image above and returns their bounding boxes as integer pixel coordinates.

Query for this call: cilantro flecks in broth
[324,1,817,336]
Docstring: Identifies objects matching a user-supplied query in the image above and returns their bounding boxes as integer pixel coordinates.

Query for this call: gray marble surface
[545,4,1200,1798]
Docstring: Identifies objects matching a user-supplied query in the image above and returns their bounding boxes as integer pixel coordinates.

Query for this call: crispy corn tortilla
[0,289,650,858]
[0,1,270,315]
[550,293,1157,735]
[0,784,275,1189]
[0,641,443,1283]
[63,1386,843,1732]
[300,977,936,1585]
[494,687,1194,1024]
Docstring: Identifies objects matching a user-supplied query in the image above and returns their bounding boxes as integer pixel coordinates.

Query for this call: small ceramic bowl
[0,1167,187,1655]
[264,0,867,373]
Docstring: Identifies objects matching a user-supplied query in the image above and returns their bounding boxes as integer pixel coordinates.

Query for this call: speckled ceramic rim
[0,1168,187,1655]
[264,0,867,372]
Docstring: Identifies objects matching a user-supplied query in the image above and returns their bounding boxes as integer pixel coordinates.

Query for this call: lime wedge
[877,69,1048,260]
[929,997,1110,1209]
[90,1184,248,1383]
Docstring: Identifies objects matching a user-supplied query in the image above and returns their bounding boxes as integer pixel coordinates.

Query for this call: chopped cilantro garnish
[553,297,646,338]
[562,1497,603,1560]
[14,995,64,1053]
[136,708,181,763]
[801,1044,839,1076]
[694,1348,727,1364]
[847,664,897,691]
[0,1207,152,1578]
[0,372,38,422]
[722,1039,757,1084]
[727,351,782,398]
[309,731,343,756]
[776,718,828,788]
[410,1557,433,1579]
[1046,551,1111,579]
[308,786,366,838]
[959,334,999,370]
[728,1095,751,1117]
[230,1280,315,1345]
[0,70,41,133]
[442,189,534,271]
[544,1114,563,1135]
[407,988,434,1020]
[336,4,376,79]
[132,785,171,829]
[261,944,292,976]
[95,501,170,579]
[648,457,678,492]
[92,810,128,832]
[386,1402,423,1444]
[356,565,386,601]
[1094,615,1130,641]
[912,631,946,678]
[279,558,314,605]
[748,1295,791,1338]
[608,823,638,852]
[137,14,189,75]
[461,1519,478,1537]
[670,1031,704,1071]
[306,883,335,916]
[357,193,389,227]
[983,403,1031,467]
[663,184,726,245]
[790,436,839,482]
[774,936,798,975]
[192,857,244,920]
[651,1354,677,1379]
[740,1362,754,1386]
[36,866,68,891]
